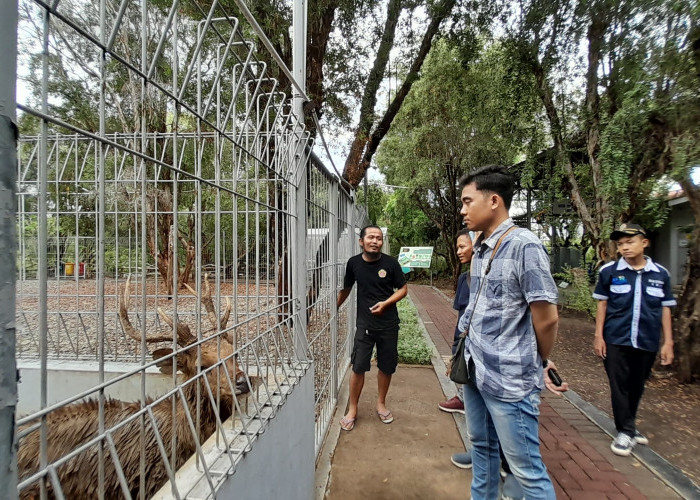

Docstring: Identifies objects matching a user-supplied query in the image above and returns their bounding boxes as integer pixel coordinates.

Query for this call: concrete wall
[19,361,316,499]
[216,367,316,500]
[16,360,183,416]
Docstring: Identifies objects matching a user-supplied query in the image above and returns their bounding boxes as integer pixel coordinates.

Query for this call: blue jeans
[463,382,555,500]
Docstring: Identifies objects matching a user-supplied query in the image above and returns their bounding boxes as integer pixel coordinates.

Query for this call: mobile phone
[548,368,563,387]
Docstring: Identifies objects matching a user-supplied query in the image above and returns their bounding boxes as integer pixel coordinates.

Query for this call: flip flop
[377,410,394,424]
[340,416,356,431]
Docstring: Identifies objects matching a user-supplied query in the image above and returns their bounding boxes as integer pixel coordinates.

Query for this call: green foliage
[553,267,596,318]
[377,38,542,277]
[383,191,436,250]
[360,183,390,226]
[397,299,432,365]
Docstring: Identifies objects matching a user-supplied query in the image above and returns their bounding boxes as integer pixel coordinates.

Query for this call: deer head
[118,274,251,397]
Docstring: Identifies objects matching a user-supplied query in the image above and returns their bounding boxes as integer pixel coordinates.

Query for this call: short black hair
[360,225,382,239]
[456,228,471,239]
[459,165,515,210]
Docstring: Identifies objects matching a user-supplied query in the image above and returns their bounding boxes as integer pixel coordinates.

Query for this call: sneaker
[611,432,635,456]
[501,473,524,500]
[438,396,465,414]
[450,452,472,469]
[633,430,649,445]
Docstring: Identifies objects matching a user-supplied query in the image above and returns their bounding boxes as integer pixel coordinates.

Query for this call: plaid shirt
[457,219,558,402]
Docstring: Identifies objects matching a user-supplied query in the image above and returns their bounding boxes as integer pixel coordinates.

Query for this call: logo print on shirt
[378,269,387,278]
[612,275,628,285]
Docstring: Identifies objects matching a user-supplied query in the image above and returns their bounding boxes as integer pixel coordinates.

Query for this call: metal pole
[292,0,308,353]
[0,1,18,498]
[329,183,339,398]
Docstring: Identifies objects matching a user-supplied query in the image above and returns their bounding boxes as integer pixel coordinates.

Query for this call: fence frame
[10,0,368,497]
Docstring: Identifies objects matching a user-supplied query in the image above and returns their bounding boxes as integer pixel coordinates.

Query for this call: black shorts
[351,327,399,375]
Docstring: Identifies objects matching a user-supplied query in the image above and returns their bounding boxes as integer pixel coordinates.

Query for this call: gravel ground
[16,277,280,361]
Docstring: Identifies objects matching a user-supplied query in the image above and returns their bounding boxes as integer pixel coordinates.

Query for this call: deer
[17,274,261,499]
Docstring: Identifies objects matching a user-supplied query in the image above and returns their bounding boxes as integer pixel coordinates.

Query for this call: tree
[496,0,699,379]
[498,0,695,259]
[669,9,700,381]
[341,0,461,186]
[19,0,267,293]
[377,39,542,283]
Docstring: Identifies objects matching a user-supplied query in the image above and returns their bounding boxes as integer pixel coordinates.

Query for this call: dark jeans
[603,343,657,436]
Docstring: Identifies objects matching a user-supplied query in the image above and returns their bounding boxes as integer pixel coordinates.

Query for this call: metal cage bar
[13,0,368,497]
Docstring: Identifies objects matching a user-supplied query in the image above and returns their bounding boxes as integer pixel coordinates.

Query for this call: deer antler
[183,273,232,333]
[119,276,196,346]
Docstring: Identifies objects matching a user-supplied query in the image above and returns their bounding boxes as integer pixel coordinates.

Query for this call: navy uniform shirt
[452,271,470,354]
[593,257,676,352]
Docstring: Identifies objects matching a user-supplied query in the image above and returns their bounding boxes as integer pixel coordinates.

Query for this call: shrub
[397,299,432,365]
[553,266,596,318]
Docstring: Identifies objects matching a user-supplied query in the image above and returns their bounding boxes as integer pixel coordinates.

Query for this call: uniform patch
[612,275,628,285]
[378,269,387,278]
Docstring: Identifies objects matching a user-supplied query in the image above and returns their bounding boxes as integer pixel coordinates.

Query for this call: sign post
[398,247,434,273]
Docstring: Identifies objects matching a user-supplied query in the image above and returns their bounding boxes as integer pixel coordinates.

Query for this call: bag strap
[458,225,518,339]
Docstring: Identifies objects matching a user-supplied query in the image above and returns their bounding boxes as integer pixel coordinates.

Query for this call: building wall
[650,198,694,288]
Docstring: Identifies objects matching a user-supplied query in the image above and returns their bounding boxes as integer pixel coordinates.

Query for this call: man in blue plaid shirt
[457,165,559,499]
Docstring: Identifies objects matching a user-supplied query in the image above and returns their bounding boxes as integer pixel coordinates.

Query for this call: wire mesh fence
[14,0,367,497]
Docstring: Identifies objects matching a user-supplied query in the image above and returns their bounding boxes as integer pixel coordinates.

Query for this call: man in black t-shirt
[337,225,408,431]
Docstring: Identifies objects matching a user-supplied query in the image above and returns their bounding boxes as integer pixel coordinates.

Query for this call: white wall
[17,360,183,416]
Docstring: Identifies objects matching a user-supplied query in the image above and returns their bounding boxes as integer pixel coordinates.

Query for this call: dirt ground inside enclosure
[15,277,280,359]
[433,280,700,485]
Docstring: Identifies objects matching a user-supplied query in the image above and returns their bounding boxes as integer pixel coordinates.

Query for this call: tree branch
[343,0,458,187]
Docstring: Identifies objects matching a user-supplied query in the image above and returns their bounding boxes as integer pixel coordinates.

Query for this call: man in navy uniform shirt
[593,223,676,456]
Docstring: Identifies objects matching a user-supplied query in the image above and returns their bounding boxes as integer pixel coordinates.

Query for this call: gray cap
[610,223,646,241]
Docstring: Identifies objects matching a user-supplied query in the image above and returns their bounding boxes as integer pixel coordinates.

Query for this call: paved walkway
[317,285,697,499]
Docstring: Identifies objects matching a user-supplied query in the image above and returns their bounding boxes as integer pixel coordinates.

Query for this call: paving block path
[408,285,683,500]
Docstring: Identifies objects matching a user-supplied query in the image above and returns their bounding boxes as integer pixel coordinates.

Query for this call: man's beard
[363,249,381,259]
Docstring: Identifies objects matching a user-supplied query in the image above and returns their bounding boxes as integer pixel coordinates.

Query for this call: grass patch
[397,299,432,365]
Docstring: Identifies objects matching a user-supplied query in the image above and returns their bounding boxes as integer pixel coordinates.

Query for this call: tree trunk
[674,181,700,382]
[530,59,599,244]
[674,226,700,382]
[674,17,700,382]
[527,12,619,264]
[343,0,458,187]
[305,1,338,130]
[343,0,402,186]
[585,11,611,261]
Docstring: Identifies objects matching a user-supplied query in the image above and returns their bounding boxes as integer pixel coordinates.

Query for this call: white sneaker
[633,430,648,445]
[611,432,635,456]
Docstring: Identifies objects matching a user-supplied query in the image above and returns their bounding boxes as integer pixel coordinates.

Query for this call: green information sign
[397,246,434,269]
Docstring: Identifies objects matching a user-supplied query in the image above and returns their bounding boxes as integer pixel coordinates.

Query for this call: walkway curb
[563,389,700,499]
[315,367,351,500]
[408,294,470,452]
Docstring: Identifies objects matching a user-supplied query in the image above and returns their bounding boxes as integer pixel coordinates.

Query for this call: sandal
[340,416,356,431]
[377,410,394,424]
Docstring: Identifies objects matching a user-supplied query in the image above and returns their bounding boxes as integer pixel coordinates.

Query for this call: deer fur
[18,275,260,499]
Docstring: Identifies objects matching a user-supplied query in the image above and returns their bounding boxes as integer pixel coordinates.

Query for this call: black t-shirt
[343,253,407,330]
